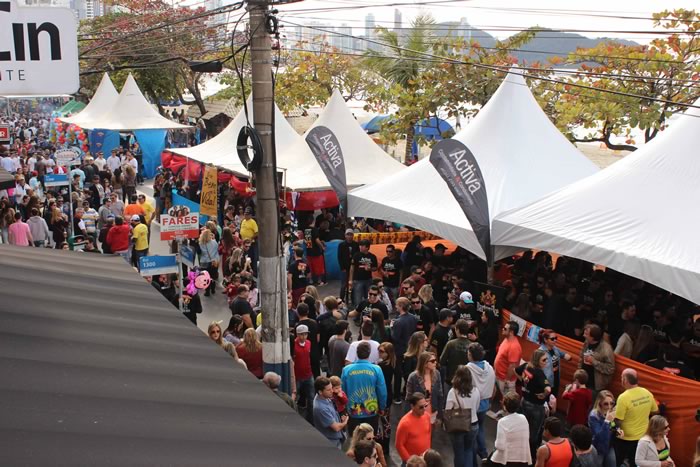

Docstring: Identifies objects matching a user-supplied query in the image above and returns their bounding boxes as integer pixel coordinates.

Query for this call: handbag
[443,394,471,433]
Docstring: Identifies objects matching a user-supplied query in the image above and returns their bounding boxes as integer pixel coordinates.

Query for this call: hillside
[432,22,639,64]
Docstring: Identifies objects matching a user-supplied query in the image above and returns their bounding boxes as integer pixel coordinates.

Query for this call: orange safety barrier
[501,310,700,466]
[369,239,457,268]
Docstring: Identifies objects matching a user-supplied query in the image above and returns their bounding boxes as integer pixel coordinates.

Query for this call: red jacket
[106,224,131,252]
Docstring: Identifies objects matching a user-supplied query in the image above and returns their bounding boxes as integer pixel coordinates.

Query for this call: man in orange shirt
[494,320,523,406]
[123,194,145,219]
[395,392,432,463]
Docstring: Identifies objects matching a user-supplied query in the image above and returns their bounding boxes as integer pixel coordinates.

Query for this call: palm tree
[365,13,436,162]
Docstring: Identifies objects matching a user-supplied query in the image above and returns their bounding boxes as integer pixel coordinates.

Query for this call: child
[562,369,593,426]
[329,375,348,416]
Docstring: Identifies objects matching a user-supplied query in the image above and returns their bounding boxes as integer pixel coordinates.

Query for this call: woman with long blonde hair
[236,328,263,378]
[345,423,388,467]
[589,390,616,467]
[208,321,246,369]
[402,331,428,386]
[199,228,220,296]
[636,415,674,467]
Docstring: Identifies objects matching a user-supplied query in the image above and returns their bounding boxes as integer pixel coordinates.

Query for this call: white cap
[460,291,474,304]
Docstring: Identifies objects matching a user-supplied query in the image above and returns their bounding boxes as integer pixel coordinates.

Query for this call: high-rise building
[394,9,402,31]
[76,0,104,19]
[365,13,376,40]
[338,24,353,53]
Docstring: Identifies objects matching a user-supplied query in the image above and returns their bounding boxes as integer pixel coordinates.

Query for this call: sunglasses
[412,301,421,305]
[547,336,558,341]
[368,293,378,297]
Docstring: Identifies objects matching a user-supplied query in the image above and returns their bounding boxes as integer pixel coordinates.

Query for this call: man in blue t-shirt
[312,376,348,448]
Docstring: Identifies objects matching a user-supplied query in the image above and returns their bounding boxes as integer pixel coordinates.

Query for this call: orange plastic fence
[501,310,700,466]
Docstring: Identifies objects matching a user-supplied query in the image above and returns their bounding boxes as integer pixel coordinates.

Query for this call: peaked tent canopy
[79,74,190,131]
[493,99,700,304]
[0,245,350,466]
[169,97,331,191]
[348,69,599,260]
[61,73,119,128]
[305,89,405,187]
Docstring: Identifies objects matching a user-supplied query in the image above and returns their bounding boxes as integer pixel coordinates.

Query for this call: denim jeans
[476,410,488,458]
[296,377,315,424]
[449,426,477,467]
[339,269,350,302]
[520,399,546,459]
[599,447,616,467]
[352,279,371,307]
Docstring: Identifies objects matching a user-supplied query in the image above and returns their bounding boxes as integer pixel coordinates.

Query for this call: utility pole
[248,0,291,393]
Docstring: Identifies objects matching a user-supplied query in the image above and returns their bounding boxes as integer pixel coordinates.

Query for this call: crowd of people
[2,103,699,467]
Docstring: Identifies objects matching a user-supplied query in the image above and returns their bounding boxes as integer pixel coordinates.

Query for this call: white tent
[348,70,599,260]
[493,99,700,304]
[305,89,405,186]
[170,97,331,191]
[79,74,189,131]
[61,73,119,128]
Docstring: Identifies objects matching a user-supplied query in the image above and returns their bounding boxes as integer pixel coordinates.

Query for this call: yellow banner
[353,230,440,245]
[200,166,218,217]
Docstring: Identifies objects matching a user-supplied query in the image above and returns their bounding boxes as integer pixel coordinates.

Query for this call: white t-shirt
[445,387,481,423]
[93,157,106,171]
[107,155,121,172]
[345,338,380,364]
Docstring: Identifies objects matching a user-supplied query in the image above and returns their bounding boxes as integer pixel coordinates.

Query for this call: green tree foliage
[78,0,224,114]
[533,9,700,151]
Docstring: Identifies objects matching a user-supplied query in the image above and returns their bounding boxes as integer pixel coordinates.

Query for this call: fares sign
[0,125,9,143]
[0,0,79,95]
[160,211,200,241]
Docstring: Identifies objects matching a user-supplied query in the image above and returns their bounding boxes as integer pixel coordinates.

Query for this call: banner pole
[177,237,184,314]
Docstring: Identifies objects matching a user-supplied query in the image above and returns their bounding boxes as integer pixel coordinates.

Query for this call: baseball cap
[460,291,474,304]
[345,228,354,235]
[296,324,309,334]
[130,214,141,222]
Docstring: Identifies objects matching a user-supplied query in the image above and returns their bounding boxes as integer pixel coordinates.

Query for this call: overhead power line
[281,20,700,110]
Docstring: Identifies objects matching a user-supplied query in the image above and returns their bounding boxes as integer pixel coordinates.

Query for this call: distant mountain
[513,30,639,64]
[431,22,639,65]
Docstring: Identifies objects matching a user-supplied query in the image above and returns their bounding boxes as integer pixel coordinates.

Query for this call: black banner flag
[429,139,491,261]
[306,125,348,212]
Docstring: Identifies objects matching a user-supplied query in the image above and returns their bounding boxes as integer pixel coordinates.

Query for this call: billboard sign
[160,207,200,241]
[0,0,80,95]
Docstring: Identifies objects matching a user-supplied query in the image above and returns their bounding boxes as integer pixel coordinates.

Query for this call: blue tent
[361,115,392,134]
[412,117,455,157]
[414,117,454,141]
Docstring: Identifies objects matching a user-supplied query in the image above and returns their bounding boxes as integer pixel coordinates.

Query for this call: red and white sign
[160,212,200,241]
[0,125,10,144]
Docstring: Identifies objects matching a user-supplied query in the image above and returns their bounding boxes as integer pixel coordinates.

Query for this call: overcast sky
[269,0,699,43]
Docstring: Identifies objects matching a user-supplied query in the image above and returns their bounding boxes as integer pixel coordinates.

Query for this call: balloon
[194,270,211,290]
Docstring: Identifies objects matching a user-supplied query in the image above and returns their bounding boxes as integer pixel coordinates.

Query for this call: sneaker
[393,398,402,405]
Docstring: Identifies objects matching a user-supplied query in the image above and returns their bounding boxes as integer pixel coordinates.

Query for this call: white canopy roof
[493,99,700,304]
[348,70,599,260]
[80,74,189,131]
[305,89,405,186]
[170,97,331,191]
[61,73,119,128]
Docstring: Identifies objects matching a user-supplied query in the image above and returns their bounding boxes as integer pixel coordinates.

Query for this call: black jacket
[337,240,359,271]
